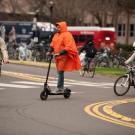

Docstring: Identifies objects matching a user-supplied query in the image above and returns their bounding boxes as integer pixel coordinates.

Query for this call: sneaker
[51,88,64,93]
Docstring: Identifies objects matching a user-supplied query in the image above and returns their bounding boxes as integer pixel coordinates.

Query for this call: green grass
[10,60,127,76]
[95,67,127,76]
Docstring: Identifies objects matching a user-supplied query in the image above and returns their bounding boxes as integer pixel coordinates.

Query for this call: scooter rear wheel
[64,88,71,99]
[40,89,48,100]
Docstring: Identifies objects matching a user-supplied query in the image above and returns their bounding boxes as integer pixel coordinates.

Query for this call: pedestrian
[8,26,17,59]
[31,17,39,43]
[0,36,9,64]
[8,26,16,44]
[47,21,81,93]
[18,43,27,61]
[0,24,6,40]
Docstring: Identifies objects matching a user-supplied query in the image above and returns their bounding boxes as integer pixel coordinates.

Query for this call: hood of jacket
[56,21,68,33]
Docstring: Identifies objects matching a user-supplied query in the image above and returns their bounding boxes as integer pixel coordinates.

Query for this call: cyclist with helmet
[125,42,135,65]
[79,40,97,68]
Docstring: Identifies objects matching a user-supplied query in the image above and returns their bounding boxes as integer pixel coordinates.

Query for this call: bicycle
[113,65,135,96]
[80,58,96,78]
[94,50,113,67]
[110,48,127,68]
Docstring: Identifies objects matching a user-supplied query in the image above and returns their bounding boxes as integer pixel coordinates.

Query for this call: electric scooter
[40,54,71,100]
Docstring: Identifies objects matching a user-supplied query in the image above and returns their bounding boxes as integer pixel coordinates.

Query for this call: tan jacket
[0,37,8,61]
[125,51,135,65]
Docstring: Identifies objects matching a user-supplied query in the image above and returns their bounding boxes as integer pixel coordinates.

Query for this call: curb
[9,60,56,68]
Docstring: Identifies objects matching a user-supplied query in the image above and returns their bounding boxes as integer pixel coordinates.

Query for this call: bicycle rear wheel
[114,75,130,96]
[87,60,96,78]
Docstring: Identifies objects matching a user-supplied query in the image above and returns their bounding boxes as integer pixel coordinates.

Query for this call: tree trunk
[102,12,107,27]
[125,12,130,44]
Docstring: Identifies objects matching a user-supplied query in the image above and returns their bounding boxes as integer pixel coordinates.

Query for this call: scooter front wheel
[40,89,48,100]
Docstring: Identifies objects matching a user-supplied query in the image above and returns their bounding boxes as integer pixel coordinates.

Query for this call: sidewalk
[9,60,56,68]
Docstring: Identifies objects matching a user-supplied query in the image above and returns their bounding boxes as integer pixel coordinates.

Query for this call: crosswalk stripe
[0,83,39,88]
[48,80,113,87]
[0,80,113,90]
[12,80,113,88]
[2,71,114,89]
[102,87,112,89]
[11,81,71,87]
[12,81,43,85]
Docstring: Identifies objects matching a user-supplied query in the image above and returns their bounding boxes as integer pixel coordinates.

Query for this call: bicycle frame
[124,68,135,87]
[121,73,130,87]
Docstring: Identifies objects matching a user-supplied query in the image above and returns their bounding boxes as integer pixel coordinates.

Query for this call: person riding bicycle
[79,40,97,68]
[125,42,135,65]
[0,36,9,64]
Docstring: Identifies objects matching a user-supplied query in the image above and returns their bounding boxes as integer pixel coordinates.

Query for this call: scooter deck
[49,91,71,95]
[40,88,71,100]
[48,92,66,95]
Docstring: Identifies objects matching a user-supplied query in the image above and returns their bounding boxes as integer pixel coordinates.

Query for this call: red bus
[68,26,116,49]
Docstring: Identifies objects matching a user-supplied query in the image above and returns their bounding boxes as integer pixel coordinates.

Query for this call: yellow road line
[103,99,135,122]
[2,71,76,82]
[84,98,135,128]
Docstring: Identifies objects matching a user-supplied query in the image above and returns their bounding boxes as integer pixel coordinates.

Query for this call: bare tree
[53,0,83,25]
[10,0,18,15]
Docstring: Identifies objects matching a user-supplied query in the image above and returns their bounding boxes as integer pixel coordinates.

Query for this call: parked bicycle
[94,48,112,67]
[80,57,96,78]
[111,48,127,68]
[114,65,135,96]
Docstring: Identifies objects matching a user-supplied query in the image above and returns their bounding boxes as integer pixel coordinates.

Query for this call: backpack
[86,45,97,58]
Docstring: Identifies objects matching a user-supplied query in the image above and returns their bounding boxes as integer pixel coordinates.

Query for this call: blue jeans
[57,71,64,89]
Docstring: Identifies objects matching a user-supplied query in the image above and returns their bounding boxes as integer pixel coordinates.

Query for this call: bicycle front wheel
[114,75,130,96]
[79,66,86,77]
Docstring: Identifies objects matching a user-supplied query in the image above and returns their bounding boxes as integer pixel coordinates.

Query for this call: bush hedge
[115,43,133,58]
[116,43,133,52]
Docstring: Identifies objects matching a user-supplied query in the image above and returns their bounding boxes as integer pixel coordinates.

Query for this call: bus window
[86,35,93,42]
[73,35,79,43]
[79,35,86,42]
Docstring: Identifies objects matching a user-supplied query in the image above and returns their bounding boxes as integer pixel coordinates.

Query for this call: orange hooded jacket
[50,21,81,71]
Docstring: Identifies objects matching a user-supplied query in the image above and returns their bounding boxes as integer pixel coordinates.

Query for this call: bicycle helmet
[133,42,135,48]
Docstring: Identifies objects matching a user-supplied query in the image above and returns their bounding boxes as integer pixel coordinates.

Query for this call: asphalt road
[0,64,135,135]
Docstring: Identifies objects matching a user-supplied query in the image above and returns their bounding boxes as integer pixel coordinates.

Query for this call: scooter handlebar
[54,53,60,57]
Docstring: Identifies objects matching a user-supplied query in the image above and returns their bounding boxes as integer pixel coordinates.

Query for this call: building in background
[0,0,135,45]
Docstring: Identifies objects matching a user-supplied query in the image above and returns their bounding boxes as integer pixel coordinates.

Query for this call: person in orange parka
[48,21,81,93]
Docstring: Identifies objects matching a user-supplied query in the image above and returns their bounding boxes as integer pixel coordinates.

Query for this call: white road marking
[12,81,71,87]
[0,83,39,88]
[0,88,4,90]
[102,87,112,89]
[49,80,113,88]
[12,81,43,85]
[0,79,113,90]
